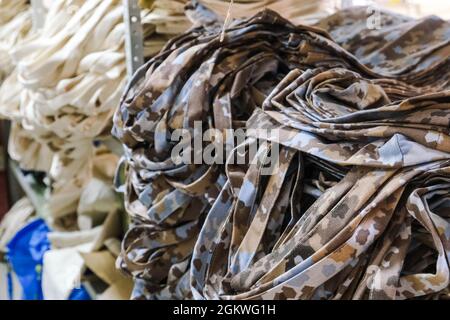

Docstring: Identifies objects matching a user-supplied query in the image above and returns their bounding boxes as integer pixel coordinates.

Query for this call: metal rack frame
[123,0,144,78]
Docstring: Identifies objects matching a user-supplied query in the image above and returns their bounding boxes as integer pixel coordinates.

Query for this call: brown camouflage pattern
[112,8,450,299]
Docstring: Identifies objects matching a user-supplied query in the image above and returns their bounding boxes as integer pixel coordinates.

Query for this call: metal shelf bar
[123,0,144,78]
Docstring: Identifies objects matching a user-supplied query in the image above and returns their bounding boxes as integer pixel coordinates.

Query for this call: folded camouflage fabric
[113,8,450,299]
[113,10,344,299]
[315,7,450,87]
[190,70,450,300]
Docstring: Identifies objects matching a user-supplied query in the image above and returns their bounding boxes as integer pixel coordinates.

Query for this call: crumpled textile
[0,0,30,82]
[0,68,53,173]
[7,122,53,173]
[314,6,450,86]
[40,209,130,300]
[113,9,341,299]
[140,1,192,58]
[192,71,450,300]
[0,197,35,300]
[113,10,450,299]
[0,0,125,226]
[45,144,121,226]
[0,198,35,252]
[191,0,336,25]
[114,8,450,300]
[13,0,126,154]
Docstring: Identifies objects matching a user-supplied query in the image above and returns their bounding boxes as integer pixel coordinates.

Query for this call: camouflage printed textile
[315,7,450,86]
[113,8,450,299]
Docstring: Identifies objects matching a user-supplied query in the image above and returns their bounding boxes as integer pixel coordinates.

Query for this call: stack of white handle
[0,0,126,226]
[13,0,126,152]
[0,0,31,82]
[135,1,193,57]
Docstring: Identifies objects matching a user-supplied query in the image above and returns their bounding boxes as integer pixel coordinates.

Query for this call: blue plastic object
[6,218,93,300]
[6,219,50,300]
[68,285,91,300]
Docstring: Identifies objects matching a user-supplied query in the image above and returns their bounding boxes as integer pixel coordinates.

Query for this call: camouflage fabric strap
[113,8,450,299]
[191,67,450,299]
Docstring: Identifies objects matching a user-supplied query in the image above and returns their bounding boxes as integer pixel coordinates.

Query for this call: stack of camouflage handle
[113,7,450,299]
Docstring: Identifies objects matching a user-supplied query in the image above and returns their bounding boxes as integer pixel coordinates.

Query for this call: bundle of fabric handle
[113,6,450,300]
[0,0,127,227]
[0,0,130,300]
[139,0,192,57]
[0,0,30,83]
[137,0,336,58]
